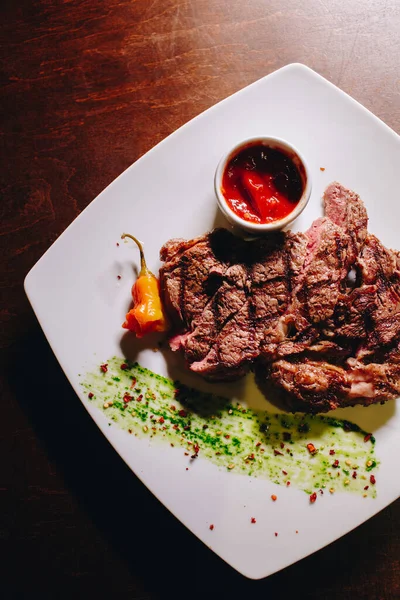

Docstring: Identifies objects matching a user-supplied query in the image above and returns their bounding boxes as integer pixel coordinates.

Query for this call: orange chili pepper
[121,233,168,337]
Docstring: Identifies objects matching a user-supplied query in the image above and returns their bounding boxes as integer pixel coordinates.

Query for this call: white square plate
[25,64,400,579]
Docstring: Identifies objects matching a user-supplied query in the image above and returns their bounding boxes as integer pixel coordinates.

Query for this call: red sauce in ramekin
[221,143,304,224]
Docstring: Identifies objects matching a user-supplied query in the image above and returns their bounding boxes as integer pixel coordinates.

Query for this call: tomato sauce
[221,143,304,224]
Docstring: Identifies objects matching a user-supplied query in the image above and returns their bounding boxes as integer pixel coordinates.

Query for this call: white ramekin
[214,136,312,234]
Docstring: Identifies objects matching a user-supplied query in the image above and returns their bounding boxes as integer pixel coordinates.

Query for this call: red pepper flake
[251,517,256,524]
[296,530,299,534]
[370,474,376,485]
[319,489,323,495]
[364,485,369,491]
[255,441,261,447]
[184,452,189,456]
[178,409,187,417]
[136,394,143,402]
[120,363,128,370]
[88,392,94,399]
[116,242,120,246]
[274,449,283,456]
[286,481,291,487]
[172,424,179,430]
[209,524,214,531]
[280,442,285,449]
[329,449,335,456]
[170,405,176,411]
[364,433,372,443]
[123,393,133,403]
[282,470,288,475]
[309,492,317,504]
[183,425,190,431]
[225,434,230,439]
[274,532,278,537]
[100,363,108,373]
[186,467,189,470]
[170,443,174,447]
[271,495,277,501]
[158,416,165,424]
[307,443,317,455]
[320,167,325,172]
[117,275,121,280]
[352,471,357,479]
[130,377,137,388]
[128,429,132,434]
[193,444,200,455]
[332,459,340,468]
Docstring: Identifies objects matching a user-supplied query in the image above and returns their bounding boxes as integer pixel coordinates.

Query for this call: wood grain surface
[1,1,399,598]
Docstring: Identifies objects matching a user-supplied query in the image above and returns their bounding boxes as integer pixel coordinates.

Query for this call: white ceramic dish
[214,136,312,233]
[25,64,400,580]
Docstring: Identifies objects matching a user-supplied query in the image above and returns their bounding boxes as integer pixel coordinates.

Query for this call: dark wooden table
[1,1,399,598]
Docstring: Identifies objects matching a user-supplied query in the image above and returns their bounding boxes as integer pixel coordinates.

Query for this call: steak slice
[262,343,400,413]
[262,217,351,359]
[159,229,244,331]
[189,234,300,379]
[323,181,368,263]
[355,234,400,353]
[328,235,400,349]
[320,182,370,342]
[264,359,351,413]
[183,263,248,364]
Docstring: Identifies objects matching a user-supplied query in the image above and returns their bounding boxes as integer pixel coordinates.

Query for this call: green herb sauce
[81,357,378,497]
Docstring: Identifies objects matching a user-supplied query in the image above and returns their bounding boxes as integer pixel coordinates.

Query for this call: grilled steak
[159,182,400,412]
[264,346,400,413]
[160,228,308,379]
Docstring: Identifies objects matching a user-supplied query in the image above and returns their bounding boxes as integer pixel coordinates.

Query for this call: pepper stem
[121,233,148,275]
